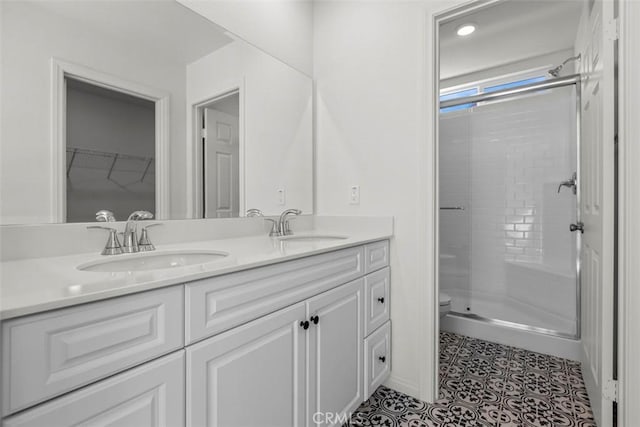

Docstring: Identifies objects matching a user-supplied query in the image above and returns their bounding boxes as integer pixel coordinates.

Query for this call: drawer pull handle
[378,356,386,363]
[300,320,310,330]
[377,297,385,304]
[310,315,319,325]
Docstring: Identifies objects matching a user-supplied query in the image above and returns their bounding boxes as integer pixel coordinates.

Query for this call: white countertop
[0,229,391,320]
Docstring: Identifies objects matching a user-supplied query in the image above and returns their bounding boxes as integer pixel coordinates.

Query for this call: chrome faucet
[277,209,301,236]
[246,208,263,217]
[247,208,279,236]
[122,210,153,253]
[87,225,123,255]
[95,210,116,222]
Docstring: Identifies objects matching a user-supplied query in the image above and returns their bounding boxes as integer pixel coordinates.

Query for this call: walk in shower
[438,76,581,347]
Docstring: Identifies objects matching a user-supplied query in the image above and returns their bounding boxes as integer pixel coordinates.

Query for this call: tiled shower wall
[439,86,578,334]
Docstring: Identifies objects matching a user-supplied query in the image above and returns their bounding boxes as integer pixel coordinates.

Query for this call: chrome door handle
[569,222,584,233]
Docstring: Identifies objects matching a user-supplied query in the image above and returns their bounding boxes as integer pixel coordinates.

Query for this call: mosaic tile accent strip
[347,332,595,426]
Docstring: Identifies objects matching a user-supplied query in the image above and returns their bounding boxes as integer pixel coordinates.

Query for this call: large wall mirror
[0,0,313,224]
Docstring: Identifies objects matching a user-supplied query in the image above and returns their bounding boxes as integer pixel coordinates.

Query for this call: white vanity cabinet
[0,239,391,427]
[186,275,366,427]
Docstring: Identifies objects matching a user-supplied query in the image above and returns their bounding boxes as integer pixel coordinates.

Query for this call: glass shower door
[439,85,579,337]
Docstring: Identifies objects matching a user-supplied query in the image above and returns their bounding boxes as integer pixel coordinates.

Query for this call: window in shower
[483,75,548,93]
[440,69,549,114]
[440,87,479,113]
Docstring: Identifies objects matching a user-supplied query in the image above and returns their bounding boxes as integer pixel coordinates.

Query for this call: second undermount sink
[78,250,230,273]
[278,234,348,243]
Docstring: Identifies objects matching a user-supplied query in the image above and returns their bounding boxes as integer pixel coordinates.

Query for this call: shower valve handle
[557,172,577,195]
[570,222,584,233]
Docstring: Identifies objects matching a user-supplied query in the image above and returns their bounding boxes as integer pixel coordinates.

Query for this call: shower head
[548,54,581,78]
[548,66,563,77]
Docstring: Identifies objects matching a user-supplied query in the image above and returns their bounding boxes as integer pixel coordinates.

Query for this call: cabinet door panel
[307,279,363,427]
[3,351,185,427]
[187,303,306,427]
[2,286,184,416]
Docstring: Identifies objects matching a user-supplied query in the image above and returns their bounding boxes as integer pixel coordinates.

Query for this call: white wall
[186,40,313,216]
[177,0,313,76]
[0,1,187,223]
[314,0,464,400]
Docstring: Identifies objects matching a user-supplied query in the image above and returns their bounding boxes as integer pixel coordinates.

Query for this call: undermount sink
[278,234,348,243]
[78,250,230,273]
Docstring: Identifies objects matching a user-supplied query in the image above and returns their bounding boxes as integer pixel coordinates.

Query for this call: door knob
[378,356,386,363]
[569,222,584,233]
[310,315,319,325]
[377,297,385,304]
[300,320,310,330]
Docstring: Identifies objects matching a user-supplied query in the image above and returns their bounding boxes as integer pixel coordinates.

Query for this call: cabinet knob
[310,315,319,325]
[377,297,385,304]
[300,320,310,330]
[378,356,386,363]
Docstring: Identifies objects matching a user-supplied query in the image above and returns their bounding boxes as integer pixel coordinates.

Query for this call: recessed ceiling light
[456,24,476,37]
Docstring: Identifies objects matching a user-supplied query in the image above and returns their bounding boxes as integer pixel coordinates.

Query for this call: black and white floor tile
[347,332,595,426]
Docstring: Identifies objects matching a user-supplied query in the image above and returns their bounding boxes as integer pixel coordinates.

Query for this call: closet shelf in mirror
[66,147,154,182]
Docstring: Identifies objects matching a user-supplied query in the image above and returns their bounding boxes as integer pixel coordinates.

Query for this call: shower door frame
[437,77,583,340]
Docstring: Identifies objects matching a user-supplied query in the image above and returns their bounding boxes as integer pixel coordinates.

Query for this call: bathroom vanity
[0,227,391,427]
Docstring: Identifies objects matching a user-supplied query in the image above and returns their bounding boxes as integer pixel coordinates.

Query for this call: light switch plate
[350,185,360,204]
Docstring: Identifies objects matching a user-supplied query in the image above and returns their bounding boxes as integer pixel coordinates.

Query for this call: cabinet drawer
[185,246,364,344]
[364,267,390,336]
[364,240,389,273]
[2,286,184,416]
[3,351,185,427]
[364,321,391,400]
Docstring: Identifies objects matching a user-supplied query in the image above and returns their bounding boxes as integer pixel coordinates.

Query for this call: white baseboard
[383,374,421,401]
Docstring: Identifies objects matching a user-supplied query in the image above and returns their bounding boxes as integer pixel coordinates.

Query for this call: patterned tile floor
[348,332,595,426]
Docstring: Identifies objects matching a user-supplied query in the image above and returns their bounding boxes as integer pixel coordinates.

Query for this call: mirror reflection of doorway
[65,77,156,222]
[200,91,240,218]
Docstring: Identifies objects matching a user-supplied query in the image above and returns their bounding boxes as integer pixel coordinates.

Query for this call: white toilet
[439,292,451,319]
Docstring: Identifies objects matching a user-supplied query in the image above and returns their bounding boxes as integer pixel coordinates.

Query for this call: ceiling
[440,0,584,80]
[28,0,234,65]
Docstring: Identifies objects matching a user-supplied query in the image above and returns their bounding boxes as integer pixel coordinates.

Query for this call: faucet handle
[87,226,123,255]
[95,210,116,222]
[127,210,154,221]
[265,218,279,237]
[140,223,161,230]
[138,224,161,252]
